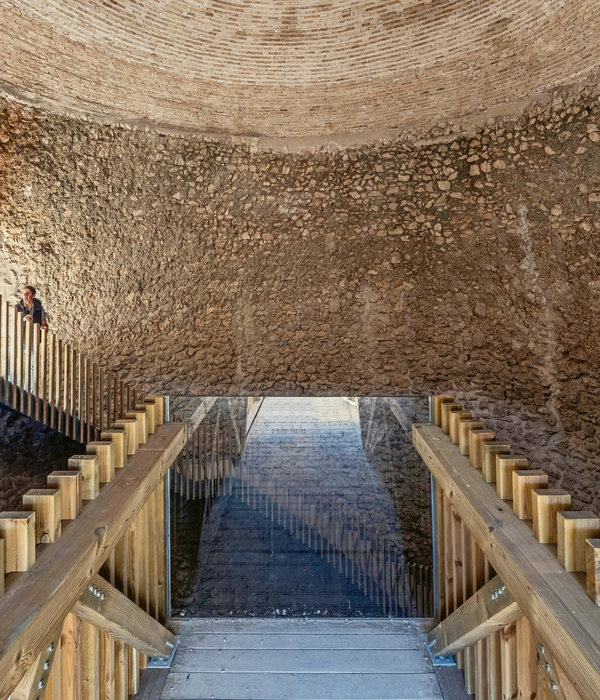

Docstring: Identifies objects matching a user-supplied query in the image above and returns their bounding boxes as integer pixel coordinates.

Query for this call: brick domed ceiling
[1,1,598,138]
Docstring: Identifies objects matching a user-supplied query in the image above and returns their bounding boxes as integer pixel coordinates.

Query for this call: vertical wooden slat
[99,631,115,700]
[157,477,167,622]
[435,482,446,620]
[24,317,32,416]
[488,630,502,700]
[516,616,537,700]
[501,622,518,700]
[61,613,83,700]
[15,310,23,412]
[77,352,84,443]
[92,363,98,441]
[442,494,454,619]
[99,368,105,434]
[48,334,55,429]
[107,374,113,434]
[114,640,128,700]
[40,326,47,424]
[63,343,70,438]
[56,338,64,433]
[82,621,99,700]
[0,297,5,405]
[32,322,40,419]
[148,489,159,619]
[85,358,91,442]
[46,622,63,700]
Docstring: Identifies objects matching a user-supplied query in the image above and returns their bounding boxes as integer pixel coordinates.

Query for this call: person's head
[22,286,36,304]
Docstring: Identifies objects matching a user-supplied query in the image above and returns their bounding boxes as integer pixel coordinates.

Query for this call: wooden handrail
[0,421,186,700]
[414,421,600,700]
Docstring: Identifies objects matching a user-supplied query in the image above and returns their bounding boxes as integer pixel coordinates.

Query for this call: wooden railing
[0,295,149,443]
[414,395,600,700]
[0,395,185,700]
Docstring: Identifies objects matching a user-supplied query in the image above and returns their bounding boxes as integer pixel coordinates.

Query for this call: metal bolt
[551,682,557,691]
[44,661,50,670]
[48,643,54,653]
[545,663,551,672]
[89,585,94,593]
[38,680,44,689]
[539,646,545,654]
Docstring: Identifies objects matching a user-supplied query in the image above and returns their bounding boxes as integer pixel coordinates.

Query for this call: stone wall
[1,86,600,509]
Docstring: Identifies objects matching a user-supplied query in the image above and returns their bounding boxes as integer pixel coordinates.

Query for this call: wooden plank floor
[160,618,448,700]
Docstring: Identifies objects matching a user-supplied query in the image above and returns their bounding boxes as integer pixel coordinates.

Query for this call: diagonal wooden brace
[427,575,523,657]
[72,574,175,658]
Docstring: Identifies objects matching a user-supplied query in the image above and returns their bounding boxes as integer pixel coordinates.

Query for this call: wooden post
[435,482,446,619]
[24,317,32,415]
[114,419,138,456]
[433,395,454,426]
[86,441,116,484]
[68,455,100,501]
[0,512,35,572]
[22,489,62,543]
[496,455,529,500]
[557,512,600,572]
[82,621,99,700]
[532,489,571,544]
[40,326,47,424]
[114,640,128,700]
[468,429,496,470]
[459,420,483,456]
[32,322,40,420]
[585,539,600,606]
[512,470,548,520]
[137,402,156,435]
[449,410,471,445]
[15,310,23,412]
[482,442,511,483]
[47,471,83,520]
[442,494,454,618]
[0,539,4,598]
[145,395,165,426]
[101,429,127,469]
[99,631,115,700]
[487,630,502,700]
[441,402,462,434]
[125,410,148,444]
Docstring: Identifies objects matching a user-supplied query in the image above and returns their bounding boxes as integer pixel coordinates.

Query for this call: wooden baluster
[82,621,99,700]
[68,455,100,501]
[516,616,538,700]
[99,630,115,700]
[148,488,159,619]
[557,512,600,572]
[24,316,32,415]
[22,489,62,543]
[101,429,127,469]
[63,342,71,438]
[459,419,483,456]
[92,363,98,440]
[472,541,488,700]
[449,410,471,445]
[442,493,454,619]
[441,402,462,434]
[157,477,167,622]
[99,368,105,434]
[513,470,548,519]
[468,429,496,470]
[496,455,529,499]
[482,442,511,483]
[46,625,63,700]
[501,622,518,700]
[0,539,4,598]
[114,639,128,700]
[0,298,6,405]
[114,418,139,456]
[434,482,446,619]
[0,511,36,572]
[532,489,571,544]
[61,613,83,700]
[84,358,91,442]
[586,539,600,606]
[32,322,40,419]
[451,506,464,669]
[461,526,475,695]
[56,338,64,432]
[86,441,115,484]
[70,345,76,438]
[107,373,113,434]
[47,471,82,520]
[487,630,502,700]
[15,310,23,412]
[40,325,47,424]
[48,333,55,429]
[433,395,454,426]
[77,352,84,443]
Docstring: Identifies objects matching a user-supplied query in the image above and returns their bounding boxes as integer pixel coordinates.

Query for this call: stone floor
[172,398,423,619]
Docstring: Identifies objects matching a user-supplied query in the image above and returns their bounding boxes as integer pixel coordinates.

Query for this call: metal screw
[545,663,551,672]
[539,646,545,654]
[44,661,50,670]
[48,643,54,652]
[38,680,44,689]
[551,682,557,691]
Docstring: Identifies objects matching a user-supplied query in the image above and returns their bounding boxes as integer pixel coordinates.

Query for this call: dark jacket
[15,297,47,325]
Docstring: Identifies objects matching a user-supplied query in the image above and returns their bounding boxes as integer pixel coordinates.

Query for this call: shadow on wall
[0,404,84,511]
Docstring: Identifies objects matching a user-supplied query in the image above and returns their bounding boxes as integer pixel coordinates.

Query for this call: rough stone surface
[1,86,600,512]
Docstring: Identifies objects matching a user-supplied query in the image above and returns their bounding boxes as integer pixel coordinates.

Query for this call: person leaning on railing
[15,285,48,330]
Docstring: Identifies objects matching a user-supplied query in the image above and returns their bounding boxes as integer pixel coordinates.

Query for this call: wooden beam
[73,574,175,658]
[427,575,523,657]
[412,423,600,700]
[0,422,186,700]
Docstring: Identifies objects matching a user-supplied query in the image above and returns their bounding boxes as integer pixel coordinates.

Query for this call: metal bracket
[147,636,179,669]
[426,642,456,667]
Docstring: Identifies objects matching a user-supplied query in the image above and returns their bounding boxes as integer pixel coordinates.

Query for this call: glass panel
[170,396,432,618]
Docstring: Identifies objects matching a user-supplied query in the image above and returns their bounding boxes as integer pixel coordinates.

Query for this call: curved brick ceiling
[0,0,598,138]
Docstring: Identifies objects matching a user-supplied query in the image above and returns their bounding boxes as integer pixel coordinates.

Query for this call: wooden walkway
[149,618,451,700]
